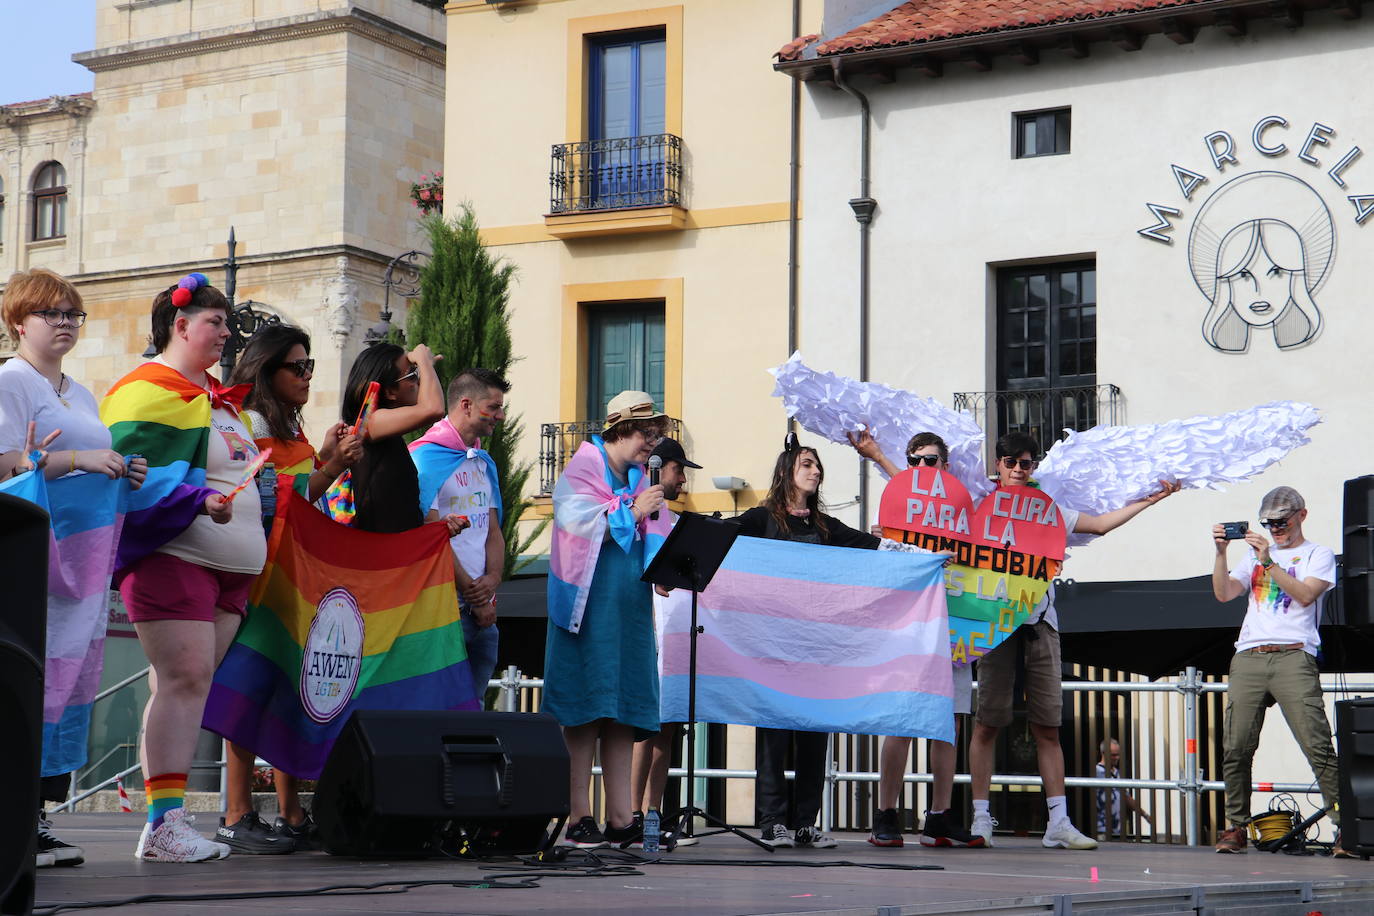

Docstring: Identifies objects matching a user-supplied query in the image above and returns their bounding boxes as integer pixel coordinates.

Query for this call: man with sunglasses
[969,432,1178,851]
[1210,487,1348,855]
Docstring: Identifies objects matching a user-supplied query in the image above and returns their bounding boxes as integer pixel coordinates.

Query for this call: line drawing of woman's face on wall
[1188,171,1332,354]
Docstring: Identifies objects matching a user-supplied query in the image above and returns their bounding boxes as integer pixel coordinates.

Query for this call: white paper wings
[770,353,1321,532]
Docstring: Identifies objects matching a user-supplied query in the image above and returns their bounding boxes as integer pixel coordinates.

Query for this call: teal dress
[543,505,660,740]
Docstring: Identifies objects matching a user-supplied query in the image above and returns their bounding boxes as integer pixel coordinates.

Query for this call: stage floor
[32,813,1374,915]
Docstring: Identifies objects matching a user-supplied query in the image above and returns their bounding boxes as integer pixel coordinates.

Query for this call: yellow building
[444,0,799,517]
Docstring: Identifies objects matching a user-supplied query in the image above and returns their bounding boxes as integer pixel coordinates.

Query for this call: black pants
[40,773,70,806]
[755,728,829,829]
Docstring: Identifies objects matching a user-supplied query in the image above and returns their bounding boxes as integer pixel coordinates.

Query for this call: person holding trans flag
[545,390,673,849]
[100,274,264,863]
[1,268,147,868]
[411,368,509,700]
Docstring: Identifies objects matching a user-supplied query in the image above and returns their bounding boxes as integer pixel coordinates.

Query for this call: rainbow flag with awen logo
[659,538,955,743]
[202,483,479,778]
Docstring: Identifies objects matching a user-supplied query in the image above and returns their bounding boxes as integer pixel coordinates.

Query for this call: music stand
[641,512,771,852]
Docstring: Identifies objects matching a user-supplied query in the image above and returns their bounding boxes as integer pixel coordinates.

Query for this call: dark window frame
[1013,107,1071,159]
[31,161,67,241]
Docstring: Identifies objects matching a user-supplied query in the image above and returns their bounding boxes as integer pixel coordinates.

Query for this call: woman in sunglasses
[219,325,362,854]
[1,268,148,869]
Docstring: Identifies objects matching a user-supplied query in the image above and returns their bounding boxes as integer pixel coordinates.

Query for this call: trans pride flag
[0,467,126,776]
[660,538,955,742]
[203,484,479,778]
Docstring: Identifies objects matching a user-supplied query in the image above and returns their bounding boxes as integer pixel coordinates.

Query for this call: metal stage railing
[62,663,1372,847]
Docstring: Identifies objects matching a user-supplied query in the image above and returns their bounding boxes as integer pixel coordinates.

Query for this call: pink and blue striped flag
[0,466,127,776]
[659,538,954,742]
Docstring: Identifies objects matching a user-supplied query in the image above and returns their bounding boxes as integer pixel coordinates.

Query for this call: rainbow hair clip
[170,272,210,308]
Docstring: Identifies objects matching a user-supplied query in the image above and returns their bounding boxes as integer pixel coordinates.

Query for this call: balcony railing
[952,383,1121,464]
[539,417,682,495]
[549,133,683,215]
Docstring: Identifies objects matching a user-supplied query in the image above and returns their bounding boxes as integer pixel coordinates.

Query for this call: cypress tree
[407,206,544,575]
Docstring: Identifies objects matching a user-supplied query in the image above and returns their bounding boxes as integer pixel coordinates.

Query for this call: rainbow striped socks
[145,773,188,830]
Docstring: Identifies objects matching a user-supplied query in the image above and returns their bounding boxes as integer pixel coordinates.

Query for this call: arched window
[32,162,66,241]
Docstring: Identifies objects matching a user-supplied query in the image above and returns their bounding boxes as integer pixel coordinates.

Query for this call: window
[995,261,1098,446]
[32,162,66,240]
[1014,108,1071,159]
[586,30,668,208]
[586,303,665,422]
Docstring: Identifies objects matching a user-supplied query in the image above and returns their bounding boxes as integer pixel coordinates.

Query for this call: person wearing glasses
[848,430,983,848]
[217,325,361,855]
[968,432,1178,850]
[1,268,148,868]
[1210,487,1349,856]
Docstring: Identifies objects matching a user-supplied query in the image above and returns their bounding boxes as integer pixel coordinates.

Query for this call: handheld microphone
[647,455,662,521]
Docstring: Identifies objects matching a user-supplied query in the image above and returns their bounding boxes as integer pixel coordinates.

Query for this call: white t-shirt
[1230,539,1336,656]
[0,357,111,460]
[159,404,268,575]
[430,457,497,582]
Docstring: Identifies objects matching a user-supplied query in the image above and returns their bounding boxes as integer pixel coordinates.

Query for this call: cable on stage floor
[34,847,943,914]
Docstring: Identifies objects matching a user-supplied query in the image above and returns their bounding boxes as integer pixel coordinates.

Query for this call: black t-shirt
[351,435,424,534]
[731,505,879,550]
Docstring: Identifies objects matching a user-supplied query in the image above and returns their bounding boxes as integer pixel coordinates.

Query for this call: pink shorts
[120,552,255,623]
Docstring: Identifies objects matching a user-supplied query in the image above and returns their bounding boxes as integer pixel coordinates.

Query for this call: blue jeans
[461,611,500,704]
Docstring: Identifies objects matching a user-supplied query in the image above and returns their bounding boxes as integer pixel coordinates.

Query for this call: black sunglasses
[1000,457,1038,471]
[907,454,941,467]
[279,358,315,378]
[1261,514,1294,530]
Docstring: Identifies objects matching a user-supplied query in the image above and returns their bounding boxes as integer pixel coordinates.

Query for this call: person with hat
[1210,486,1349,856]
[544,391,672,849]
[630,437,701,834]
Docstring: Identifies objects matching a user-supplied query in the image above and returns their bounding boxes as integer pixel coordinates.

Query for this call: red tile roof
[779,0,1209,61]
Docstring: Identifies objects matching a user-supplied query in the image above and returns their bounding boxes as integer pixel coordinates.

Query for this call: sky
[0,1,97,106]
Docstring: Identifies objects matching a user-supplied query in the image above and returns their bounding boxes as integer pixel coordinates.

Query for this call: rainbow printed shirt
[1233,540,1336,654]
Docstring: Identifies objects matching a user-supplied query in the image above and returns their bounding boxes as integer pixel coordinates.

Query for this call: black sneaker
[216,812,296,855]
[795,825,837,848]
[920,810,986,848]
[759,823,794,848]
[605,813,643,849]
[868,807,904,848]
[37,814,84,866]
[563,816,609,849]
[273,811,321,851]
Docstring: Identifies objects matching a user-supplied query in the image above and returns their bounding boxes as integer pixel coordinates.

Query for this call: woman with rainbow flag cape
[545,390,674,850]
[218,325,361,855]
[100,274,266,864]
[1,268,147,869]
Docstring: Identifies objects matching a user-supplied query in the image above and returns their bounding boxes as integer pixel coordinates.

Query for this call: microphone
[647,455,662,521]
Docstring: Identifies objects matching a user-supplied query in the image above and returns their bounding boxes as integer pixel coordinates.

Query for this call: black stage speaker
[1341,476,1374,627]
[1336,697,1374,857]
[315,710,569,858]
[0,494,50,916]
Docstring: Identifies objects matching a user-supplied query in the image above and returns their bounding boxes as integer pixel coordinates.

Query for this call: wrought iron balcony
[549,133,683,215]
[539,417,683,495]
[952,384,1121,464]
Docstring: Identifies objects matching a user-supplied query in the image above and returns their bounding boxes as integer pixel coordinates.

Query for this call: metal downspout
[831,58,876,526]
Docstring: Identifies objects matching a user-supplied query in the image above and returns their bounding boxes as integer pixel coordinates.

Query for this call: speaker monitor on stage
[1336,697,1374,858]
[0,494,50,916]
[1341,475,1374,628]
[314,710,569,858]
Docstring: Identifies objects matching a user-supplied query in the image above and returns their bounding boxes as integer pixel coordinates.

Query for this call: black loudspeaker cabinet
[314,710,569,858]
[0,494,50,915]
[1336,697,1374,858]
[1341,476,1374,627]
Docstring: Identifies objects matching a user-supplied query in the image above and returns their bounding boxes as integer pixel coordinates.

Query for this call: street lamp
[366,249,424,346]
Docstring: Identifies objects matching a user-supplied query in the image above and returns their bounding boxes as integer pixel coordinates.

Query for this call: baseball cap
[650,437,701,469]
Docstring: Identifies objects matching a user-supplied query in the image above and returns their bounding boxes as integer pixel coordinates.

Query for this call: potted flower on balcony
[410,171,444,215]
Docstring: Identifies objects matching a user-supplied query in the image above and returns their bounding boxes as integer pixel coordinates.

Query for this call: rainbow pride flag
[203,483,479,778]
[659,538,954,742]
[0,467,127,776]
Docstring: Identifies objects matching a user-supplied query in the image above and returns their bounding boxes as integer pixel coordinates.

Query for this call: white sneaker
[1042,818,1098,850]
[133,823,151,861]
[140,809,232,863]
[970,811,998,848]
[795,826,837,849]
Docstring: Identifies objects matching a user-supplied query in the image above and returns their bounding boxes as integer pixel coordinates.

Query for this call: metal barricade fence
[59,663,1373,846]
